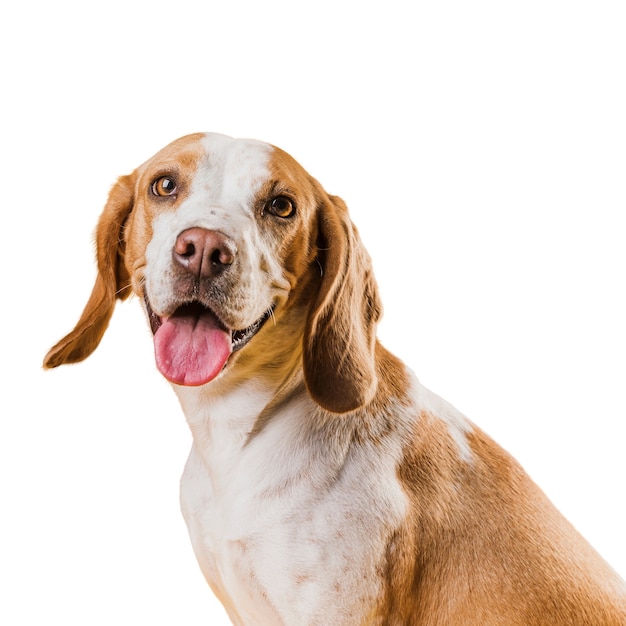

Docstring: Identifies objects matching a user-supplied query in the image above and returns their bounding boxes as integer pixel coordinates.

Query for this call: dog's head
[44,133,382,413]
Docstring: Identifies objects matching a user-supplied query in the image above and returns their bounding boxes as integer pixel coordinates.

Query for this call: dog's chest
[178,394,408,625]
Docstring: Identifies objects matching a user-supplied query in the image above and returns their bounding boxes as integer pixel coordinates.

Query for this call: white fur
[177,376,412,625]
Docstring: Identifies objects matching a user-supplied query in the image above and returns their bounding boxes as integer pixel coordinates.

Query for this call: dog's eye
[151,176,177,197]
[267,196,296,218]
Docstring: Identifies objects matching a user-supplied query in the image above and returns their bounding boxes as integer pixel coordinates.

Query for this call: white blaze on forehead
[197,133,274,212]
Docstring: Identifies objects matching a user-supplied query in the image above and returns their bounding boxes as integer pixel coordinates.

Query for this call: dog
[44,133,626,625]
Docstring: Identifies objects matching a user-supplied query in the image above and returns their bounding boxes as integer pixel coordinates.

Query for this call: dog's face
[124,133,324,386]
[44,132,382,412]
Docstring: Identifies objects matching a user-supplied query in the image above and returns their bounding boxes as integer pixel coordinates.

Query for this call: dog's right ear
[43,174,136,369]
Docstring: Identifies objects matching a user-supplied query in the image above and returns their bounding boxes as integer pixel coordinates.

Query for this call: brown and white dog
[44,133,626,625]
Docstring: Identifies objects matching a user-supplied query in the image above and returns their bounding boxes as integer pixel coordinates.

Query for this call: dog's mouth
[145,298,274,386]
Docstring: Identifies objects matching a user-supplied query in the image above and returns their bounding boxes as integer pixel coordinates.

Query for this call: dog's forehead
[139,133,318,209]
[196,133,274,203]
[142,132,274,198]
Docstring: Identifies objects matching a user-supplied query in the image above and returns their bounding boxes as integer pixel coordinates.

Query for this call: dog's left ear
[43,173,135,369]
[303,193,383,413]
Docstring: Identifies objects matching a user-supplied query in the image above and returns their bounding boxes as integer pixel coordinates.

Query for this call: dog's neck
[174,366,366,512]
[174,373,284,439]
[172,346,315,451]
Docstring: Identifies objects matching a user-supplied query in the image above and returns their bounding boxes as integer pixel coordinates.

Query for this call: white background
[2,1,625,624]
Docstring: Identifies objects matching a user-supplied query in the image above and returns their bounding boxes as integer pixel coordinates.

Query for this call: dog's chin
[144,297,275,386]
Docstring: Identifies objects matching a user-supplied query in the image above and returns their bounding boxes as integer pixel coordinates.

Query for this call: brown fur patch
[378,415,626,624]
[43,173,136,368]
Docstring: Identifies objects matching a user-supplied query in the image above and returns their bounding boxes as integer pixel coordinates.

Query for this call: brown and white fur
[44,133,626,625]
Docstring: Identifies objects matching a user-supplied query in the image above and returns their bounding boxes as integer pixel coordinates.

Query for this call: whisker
[315,258,324,277]
[115,283,133,297]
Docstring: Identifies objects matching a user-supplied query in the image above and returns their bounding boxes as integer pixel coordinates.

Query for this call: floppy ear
[43,174,136,369]
[303,193,383,413]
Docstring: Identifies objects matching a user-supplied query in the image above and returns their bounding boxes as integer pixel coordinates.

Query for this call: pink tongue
[153,309,232,386]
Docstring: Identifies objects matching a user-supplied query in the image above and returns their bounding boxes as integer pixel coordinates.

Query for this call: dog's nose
[173,228,236,278]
